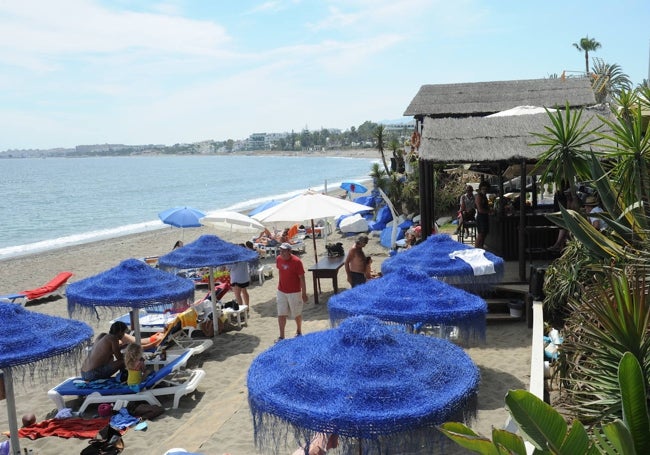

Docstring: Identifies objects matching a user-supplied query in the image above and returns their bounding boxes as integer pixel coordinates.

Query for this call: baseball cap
[279,243,292,250]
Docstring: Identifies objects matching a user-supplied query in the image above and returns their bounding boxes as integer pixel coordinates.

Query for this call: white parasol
[252,190,373,263]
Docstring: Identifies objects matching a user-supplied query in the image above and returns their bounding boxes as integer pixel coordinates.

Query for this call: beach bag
[80,424,124,454]
[326,242,344,257]
[199,312,215,337]
[128,402,165,420]
[223,300,239,311]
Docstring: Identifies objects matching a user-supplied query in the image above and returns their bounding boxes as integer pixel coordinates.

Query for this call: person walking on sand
[276,242,308,342]
[345,235,369,287]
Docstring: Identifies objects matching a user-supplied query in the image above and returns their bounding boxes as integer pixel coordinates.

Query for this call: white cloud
[0,1,231,66]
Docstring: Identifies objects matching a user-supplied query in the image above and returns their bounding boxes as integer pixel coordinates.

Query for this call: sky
[1,0,649,151]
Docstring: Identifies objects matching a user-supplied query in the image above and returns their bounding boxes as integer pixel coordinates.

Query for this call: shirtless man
[81,321,132,381]
[345,235,369,287]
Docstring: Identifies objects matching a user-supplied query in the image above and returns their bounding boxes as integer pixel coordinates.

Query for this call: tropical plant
[598,101,650,222]
[541,238,592,326]
[559,266,650,422]
[374,125,391,175]
[531,102,601,201]
[440,352,650,454]
[591,59,632,104]
[369,162,388,197]
[544,124,648,263]
[573,36,601,76]
[400,169,420,214]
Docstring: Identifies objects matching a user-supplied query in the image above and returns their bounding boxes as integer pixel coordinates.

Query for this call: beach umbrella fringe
[328,316,486,345]
[247,317,480,455]
[3,343,91,389]
[328,268,488,344]
[250,408,477,455]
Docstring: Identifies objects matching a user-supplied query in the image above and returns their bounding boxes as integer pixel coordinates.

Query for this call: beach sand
[0,212,532,455]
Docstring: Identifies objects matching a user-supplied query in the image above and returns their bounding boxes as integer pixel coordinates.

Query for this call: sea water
[0,155,375,260]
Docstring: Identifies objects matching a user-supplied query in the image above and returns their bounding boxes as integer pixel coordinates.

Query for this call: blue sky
[1,0,648,150]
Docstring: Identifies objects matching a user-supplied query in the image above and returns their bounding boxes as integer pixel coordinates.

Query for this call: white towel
[449,249,495,275]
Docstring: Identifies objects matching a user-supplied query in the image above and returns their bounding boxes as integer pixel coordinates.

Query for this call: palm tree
[573,35,601,75]
[591,58,632,103]
[374,125,391,175]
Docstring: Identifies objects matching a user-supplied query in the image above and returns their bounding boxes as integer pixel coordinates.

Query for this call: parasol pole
[4,368,21,455]
[310,219,318,264]
[132,310,142,343]
[209,267,218,337]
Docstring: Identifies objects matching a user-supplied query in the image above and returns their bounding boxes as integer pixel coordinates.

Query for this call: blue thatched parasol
[158,235,259,335]
[0,302,93,454]
[381,234,504,293]
[158,234,258,270]
[66,258,195,341]
[247,316,480,455]
[67,258,195,317]
[328,269,487,344]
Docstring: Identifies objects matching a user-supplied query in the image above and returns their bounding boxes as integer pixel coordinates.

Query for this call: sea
[0,154,375,260]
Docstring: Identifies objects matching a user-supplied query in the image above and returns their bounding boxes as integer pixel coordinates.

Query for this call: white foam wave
[0,220,165,261]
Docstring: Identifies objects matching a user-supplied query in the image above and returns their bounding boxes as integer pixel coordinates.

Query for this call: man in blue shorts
[81,321,132,381]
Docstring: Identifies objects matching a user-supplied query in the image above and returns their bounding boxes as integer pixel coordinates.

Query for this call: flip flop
[134,421,148,431]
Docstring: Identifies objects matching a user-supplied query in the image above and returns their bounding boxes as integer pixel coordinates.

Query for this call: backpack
[80,424,124,455]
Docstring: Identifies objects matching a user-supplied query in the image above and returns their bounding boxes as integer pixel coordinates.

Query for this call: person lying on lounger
[254,228,284,246]
[245,240,267,258]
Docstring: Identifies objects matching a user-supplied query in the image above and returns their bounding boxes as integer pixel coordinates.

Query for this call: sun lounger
[22,271,73,302]
[112,307,214,355]
[48,350,205,414]
[0,293,27,304]
[1,272,73,305]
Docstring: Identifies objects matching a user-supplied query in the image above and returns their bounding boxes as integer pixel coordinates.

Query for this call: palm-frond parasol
[328,269,487,344]
[0,302,93,454]
[247,316,480,454]
[158,235,258,335]
[381,234,504,293]
[66,258,195,341]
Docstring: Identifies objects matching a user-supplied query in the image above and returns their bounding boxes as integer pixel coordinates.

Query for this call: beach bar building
[404,77,607,281]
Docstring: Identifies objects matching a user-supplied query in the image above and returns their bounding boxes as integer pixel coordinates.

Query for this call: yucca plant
[559,265,650,422]
[598,99,650,222]
[541,238,592,325]
[531,102,602,201]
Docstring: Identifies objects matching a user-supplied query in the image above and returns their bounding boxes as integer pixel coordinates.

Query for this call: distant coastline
[0,147,381,160]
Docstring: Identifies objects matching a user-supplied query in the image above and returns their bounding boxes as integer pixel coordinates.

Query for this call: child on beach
[124,343,146,391]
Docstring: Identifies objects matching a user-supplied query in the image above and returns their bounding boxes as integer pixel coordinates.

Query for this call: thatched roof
[404,77,596,117]
[418,105,613,163]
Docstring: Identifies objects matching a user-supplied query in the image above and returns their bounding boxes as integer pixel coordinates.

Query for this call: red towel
[21,272,73,300]
[15,417,109,440]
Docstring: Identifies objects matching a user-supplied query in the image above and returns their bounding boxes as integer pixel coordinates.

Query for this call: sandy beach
[0,180,532,454]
